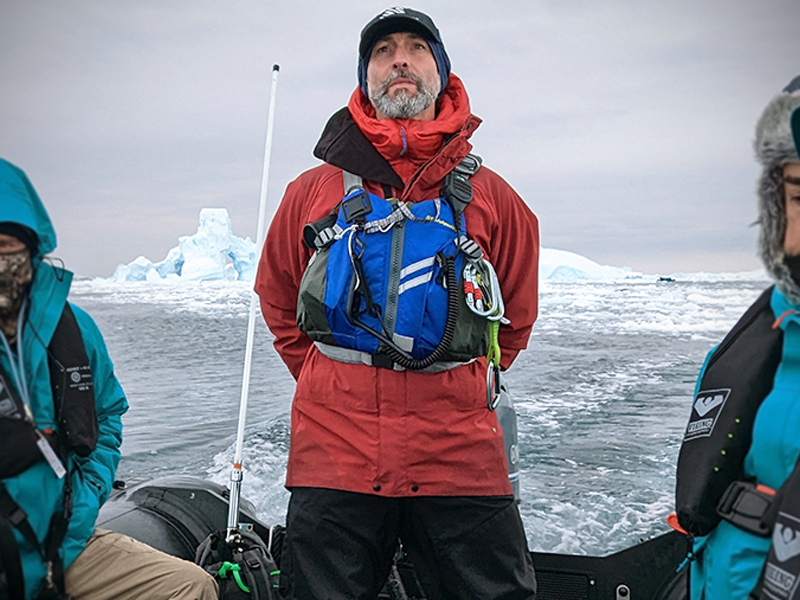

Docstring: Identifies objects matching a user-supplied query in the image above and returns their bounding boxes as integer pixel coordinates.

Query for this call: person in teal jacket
[679,77,800,599]
[0,158,217,599]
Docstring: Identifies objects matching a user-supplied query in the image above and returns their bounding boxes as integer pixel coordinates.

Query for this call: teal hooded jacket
[0,158,128,599]
[690,287,800,599]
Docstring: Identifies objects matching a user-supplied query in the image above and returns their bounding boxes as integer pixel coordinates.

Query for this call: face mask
[0,248,33,318]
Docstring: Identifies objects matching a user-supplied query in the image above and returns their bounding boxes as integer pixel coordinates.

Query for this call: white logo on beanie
[380,7,406,19]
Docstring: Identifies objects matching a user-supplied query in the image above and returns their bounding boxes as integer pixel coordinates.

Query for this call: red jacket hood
[347,73,478,183]
[314,74,482,198]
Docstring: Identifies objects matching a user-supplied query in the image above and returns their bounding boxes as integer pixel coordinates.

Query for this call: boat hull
[97,476,688,599]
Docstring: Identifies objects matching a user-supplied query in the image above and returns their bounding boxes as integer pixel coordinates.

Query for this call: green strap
[270,569,281,588]
[218,561,251,593]
[486,321,501,368]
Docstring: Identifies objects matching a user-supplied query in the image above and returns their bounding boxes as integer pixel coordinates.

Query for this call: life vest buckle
[303,213,338,249]
[341,189,373,224]
[716,479,776,537]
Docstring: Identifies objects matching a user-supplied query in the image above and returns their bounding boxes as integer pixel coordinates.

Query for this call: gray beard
[369,70,439,119]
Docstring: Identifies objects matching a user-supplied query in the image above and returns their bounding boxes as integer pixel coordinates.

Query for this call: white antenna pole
[227,64,280,538]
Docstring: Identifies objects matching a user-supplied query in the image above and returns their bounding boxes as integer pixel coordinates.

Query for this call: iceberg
[109,209,256,282]
[539,248,640,281]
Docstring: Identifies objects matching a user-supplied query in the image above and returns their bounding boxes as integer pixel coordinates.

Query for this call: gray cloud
[1,0,797,276]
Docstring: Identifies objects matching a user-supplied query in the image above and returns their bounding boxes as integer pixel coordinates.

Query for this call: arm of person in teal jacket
[62,304,128,569]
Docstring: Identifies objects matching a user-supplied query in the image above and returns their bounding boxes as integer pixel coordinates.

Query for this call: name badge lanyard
[0,299,66,479]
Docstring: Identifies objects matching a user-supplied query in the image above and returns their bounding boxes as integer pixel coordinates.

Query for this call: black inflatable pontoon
[97,476,688,600]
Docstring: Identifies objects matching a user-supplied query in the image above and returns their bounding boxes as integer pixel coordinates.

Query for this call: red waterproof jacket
[256,74,539,497]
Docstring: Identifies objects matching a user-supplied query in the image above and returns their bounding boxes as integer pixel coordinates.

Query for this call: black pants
[281,488,537,600]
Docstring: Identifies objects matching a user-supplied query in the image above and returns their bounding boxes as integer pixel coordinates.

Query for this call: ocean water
[69,276,769,557]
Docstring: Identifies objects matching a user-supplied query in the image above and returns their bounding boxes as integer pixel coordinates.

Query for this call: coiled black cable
[377,254,459,370]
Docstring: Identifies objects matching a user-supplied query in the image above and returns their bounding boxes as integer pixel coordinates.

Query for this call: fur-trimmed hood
[757,76,800,303]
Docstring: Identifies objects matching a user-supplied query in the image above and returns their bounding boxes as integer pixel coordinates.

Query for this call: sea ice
[539,248,640,281]
[106,208,765,283]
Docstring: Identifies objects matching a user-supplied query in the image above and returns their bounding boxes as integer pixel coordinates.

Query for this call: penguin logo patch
[684,388,731,441]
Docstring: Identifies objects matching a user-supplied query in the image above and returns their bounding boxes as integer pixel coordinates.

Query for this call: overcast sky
[1,1,798,277]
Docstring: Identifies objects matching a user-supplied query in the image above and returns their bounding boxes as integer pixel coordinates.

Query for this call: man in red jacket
[256,7,539,599]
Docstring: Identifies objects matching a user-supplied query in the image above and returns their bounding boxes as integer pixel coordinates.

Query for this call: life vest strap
[47,304,97,458]
[716,479,777,537]
[314,342,473,373]
[343,171,363,196]
[0,484,27,599]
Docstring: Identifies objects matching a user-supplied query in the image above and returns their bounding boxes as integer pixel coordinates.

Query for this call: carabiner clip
[486,363,501,411]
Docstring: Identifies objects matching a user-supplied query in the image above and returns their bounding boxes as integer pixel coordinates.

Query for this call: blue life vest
[297,160,491,370]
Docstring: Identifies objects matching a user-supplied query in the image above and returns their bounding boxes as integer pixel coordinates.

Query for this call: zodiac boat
[97,475,689,600]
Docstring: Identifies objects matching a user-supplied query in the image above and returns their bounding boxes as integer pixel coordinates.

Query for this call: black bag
[0,370,59,479]
[195,528,283,600]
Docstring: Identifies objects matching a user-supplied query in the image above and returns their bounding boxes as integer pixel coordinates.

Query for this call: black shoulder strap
[0,484,27,599]
[48,304,97,458]
[0,479,72,600]
[441,154,482,219]
[705,285,777,369]
[341,153,483,216]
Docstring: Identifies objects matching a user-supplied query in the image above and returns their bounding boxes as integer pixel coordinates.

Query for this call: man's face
[366,31,440,121]
[783,162,800,255]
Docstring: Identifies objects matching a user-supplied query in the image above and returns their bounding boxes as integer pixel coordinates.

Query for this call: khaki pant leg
[65,529,218,600]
